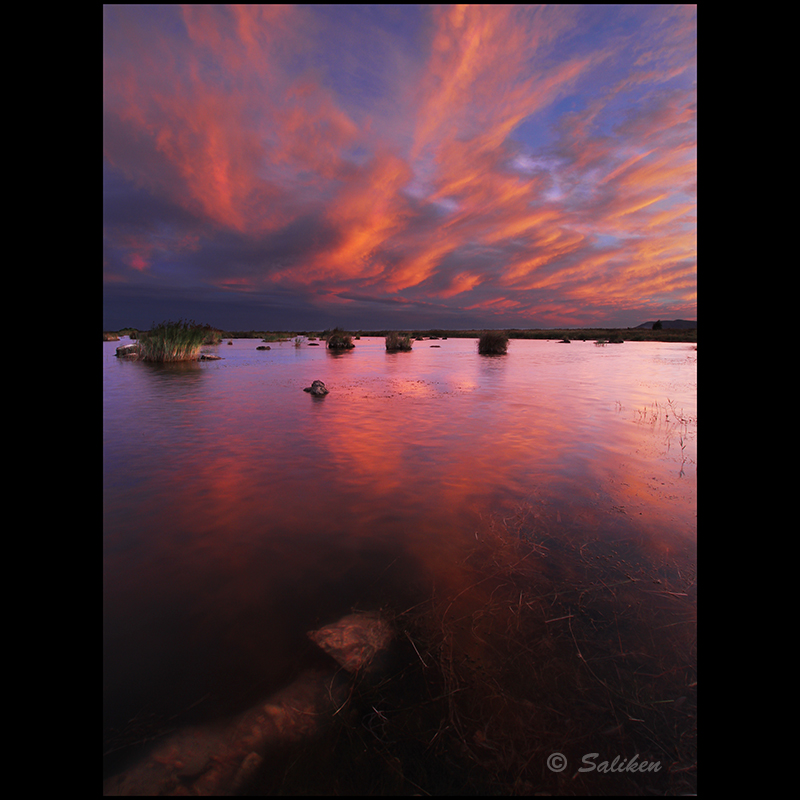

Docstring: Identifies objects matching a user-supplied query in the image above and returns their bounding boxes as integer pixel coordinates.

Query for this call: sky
[103,4,696,332]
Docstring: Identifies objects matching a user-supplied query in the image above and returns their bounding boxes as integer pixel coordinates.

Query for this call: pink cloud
[104,5,696,326]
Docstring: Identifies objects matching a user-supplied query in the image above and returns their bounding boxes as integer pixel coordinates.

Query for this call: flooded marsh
[103,336,696,795]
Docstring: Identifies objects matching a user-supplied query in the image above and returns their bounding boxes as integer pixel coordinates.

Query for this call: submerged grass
[255,504,696,796]
[103,503,696,795]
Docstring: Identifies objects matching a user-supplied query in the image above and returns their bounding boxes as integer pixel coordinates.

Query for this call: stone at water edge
[103,612,392,796]
[115,343,140,358]
[102,667,340,797]
[303,379,329,396]
[307,611,393,673]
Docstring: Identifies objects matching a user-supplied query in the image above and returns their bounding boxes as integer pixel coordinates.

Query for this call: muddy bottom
[104,512,696,796]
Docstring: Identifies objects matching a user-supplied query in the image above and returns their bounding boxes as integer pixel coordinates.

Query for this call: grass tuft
[326,327,355,349]
[477,330,509,355]
[137,320,212,362]
[385,331,413,352]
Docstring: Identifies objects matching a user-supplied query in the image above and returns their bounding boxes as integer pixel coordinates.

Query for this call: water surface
[103,335,696,782]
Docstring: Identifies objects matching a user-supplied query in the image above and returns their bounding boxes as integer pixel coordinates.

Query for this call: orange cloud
[437,271,485,299]
[104,5,695,325]
[105,5,361,237]
[413,6,583,156]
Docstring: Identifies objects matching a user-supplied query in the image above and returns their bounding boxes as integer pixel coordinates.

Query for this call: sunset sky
[103,4,696,332]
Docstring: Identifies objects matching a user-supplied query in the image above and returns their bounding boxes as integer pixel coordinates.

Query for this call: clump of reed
[385,331,413,352]
[326,327,355,349]
[477,330,509,354]
[202,328,222,345]
[137,320,211,362]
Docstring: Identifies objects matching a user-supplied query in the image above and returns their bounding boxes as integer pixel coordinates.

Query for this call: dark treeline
[106,326,697,343]
[351,327,697,342]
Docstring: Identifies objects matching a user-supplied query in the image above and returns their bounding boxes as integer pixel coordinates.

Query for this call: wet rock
[303,380,329,396]
[103,613,392,796]
[307,611,393,673]
[256,345,271,350]
[230,752,263,793]
[115,343,140,358]
[199,353,222,360]
[103,668,343,796]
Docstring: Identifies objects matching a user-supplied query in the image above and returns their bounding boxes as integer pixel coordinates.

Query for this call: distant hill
[635,319,696,330]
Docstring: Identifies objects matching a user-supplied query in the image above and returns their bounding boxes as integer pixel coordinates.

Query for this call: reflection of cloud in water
[332,375,478,399]
[104,338,696,769]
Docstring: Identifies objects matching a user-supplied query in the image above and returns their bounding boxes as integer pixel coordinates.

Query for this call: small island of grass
[385,331,413,352]
[478,330,509,355]
[326,327,355,349]
[117,320,221,362]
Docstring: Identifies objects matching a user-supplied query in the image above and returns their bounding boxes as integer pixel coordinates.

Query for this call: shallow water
[103,335,696,784]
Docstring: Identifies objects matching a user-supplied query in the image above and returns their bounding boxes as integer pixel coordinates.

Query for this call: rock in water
[303,380,329,396]
[103,668,342,796]
[103,611,393,795]
[230,752,263,793]
[307,612,393,673]
[115,343,140,358]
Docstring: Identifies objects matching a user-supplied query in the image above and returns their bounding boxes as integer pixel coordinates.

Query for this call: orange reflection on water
[104,339,696,731]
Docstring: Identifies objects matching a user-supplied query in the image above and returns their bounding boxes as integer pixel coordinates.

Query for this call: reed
[385,331,413,352]
[137,320,210,362]
[477,330,509,354]
[202,328,222,345]
[326,327,354,349]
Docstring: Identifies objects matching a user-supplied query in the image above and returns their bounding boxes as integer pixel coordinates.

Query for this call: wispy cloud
[104,4,696,330]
